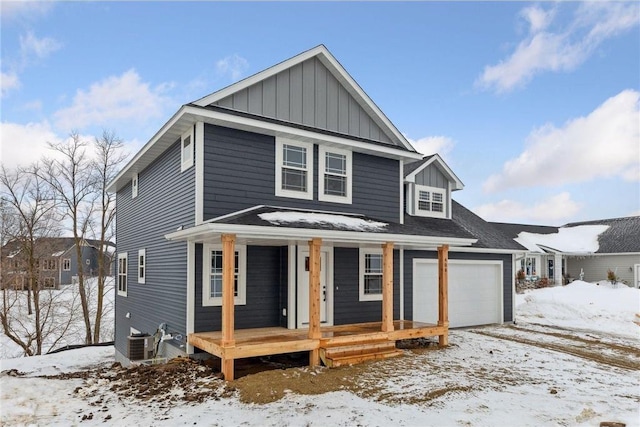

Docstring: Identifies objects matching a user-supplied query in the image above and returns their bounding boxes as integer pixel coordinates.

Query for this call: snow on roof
[258,211,388,231]
[51,250,66,257]
[515,225,610,254]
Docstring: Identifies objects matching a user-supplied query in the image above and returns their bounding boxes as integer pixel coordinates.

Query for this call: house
[106,45,522,379]
[1,237,115,290]
[493,216,640,288]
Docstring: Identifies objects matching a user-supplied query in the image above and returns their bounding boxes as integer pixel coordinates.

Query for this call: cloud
[53,69,172,131]
[406,135,455,159]
[483,90,640,193]
[477,2,639,93]
[0,121,62,169]
[474,192,582,224]
[216,54,249,82]
[20,31,62,61]
[0,1,54,22]
[1,71,20,97]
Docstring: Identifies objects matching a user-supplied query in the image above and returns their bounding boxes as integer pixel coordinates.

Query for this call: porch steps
[319,339,403,368]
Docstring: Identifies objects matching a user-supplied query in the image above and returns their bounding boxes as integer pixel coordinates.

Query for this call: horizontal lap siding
[333,248,400,325]
[404,251,513,322]
[115,140,194,357]
[566,254,639,284]
[194,245,282,332]
[203,124,400,223]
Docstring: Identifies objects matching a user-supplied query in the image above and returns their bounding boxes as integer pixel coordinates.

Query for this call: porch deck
[189,320,445,361]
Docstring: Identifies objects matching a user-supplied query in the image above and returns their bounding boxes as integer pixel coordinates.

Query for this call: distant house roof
[1,237,115,259]
[564,216,640,253]
[490,222,559,239]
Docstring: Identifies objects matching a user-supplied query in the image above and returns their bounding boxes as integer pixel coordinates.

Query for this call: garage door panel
[413,260,502,328]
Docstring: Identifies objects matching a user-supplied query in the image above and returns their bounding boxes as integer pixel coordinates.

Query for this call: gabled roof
[404,154,464,190]
[490,222,559,240]
[1,237,114,259]
[450,201,526,250]
[193,45,416,152]
[564,216,640,253]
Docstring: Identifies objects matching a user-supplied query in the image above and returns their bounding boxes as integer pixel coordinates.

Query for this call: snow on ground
[1,281,639,426]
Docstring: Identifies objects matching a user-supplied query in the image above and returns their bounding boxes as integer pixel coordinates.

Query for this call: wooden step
[322,340,397,359]
[325,349,404,368]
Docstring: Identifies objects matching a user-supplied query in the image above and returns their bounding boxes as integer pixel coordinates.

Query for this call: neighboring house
[106,45,523,378]
[1,237,115,290]
[493,216,640,287]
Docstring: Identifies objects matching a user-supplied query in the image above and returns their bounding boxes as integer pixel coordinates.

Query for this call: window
[319,146,352,204]
[62,259,71,271]
[117,252,127,296]
[181,127,194,171]
[414,185,446,218]
[43,278,56,289]
[202,243,246,306]
[42,259,57,270]
[275,138,313,200]
[138,249,146,284]
[132,173,138,199]
[359,249,383,301]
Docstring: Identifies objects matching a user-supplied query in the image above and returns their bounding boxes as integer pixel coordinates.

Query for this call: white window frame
[275,138,314,200]
[202,243,247,307]
[117,252,127,297]
[181,127,194,172]
[318,146,352,204]
[414,184,446,219]
[42,277,56,289]
[359,248,384,301]
[137,249,146,284]
[62,258,71,271]
[131,173,139,199]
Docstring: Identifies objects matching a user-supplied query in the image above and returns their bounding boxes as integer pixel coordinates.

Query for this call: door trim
[296,246,334,329]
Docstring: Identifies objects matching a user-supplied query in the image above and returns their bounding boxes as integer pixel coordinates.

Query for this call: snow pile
[515,280,640,339]
[258,211,388,231]
[516,224,609,253]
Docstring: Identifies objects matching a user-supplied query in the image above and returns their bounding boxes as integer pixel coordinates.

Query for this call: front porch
[189,320,446,373]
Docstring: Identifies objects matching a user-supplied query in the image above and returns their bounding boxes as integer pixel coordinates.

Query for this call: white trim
[181,126,194,172]
[117,252,127,297]
[359,248,384,301]
[202,243,247,306]
[195,121,204,225]
[137,248,146,284]
[131,174,138,199]
[62,258,71,271]
[192,45,415,152]
[186,242,195,354]
[287,244,297,329]
[275,138,314,200]
[405,154,464,190]
[399,159,404,224]
[634,264,640,289]
[414,184,447,219]
[399,248,404,320]
[296,246,334,328]
[318,146,352,204]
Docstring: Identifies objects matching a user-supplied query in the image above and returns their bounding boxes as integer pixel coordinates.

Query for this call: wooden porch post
[437,244,449,346]
[381,242,394,332]
[308,238,322,367]
[221,234,236,380]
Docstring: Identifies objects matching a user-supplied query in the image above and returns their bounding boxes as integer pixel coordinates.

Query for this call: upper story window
[62,259,71,271]
[319,146,352,204]
[131,173,138,199]
[117,252,127,297]
[181,127,194,172]
[202,243,247,306]
[359,248,383,301]
[137,249,146,284]
[275,138,313,200]
[414,185,446,219]
[42,259,57,271]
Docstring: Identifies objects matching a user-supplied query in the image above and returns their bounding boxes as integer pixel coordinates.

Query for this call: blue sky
[1,1,638,225]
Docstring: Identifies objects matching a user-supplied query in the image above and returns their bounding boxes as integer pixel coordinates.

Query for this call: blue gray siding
[213,58,395,145]
[60,246,106,285]
[203,124,400,222]
[403,251,513,323]
[115,139,195,357]
[333,248,400,325]
[194,245,283,332]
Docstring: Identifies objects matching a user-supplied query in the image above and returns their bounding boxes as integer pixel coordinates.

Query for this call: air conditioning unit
[127,334,154,360]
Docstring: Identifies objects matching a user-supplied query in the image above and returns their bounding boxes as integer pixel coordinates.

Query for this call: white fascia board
[446,247,527,255]
[405,154,464,190]
[165,223,477,248]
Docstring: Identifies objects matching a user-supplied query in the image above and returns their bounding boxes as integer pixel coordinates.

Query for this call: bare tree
[40,133,97,345]
[91,130,127,343]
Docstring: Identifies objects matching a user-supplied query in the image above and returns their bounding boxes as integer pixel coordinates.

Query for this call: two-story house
[107,46,523,379]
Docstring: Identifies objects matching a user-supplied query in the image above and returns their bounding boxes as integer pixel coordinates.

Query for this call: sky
[1,1,638,226]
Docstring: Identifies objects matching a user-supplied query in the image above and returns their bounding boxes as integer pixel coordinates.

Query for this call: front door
[297,248,332,328]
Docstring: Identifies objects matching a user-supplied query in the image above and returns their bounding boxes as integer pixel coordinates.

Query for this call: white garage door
[413,259,503,328]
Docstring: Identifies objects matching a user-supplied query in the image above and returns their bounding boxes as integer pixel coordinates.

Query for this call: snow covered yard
[1,281,638,426]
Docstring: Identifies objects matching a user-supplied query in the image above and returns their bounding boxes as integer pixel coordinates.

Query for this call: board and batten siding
[414,164,448,189]
[194,245,283,332]
[566,254,640,285]
[213,57,395,146]
[403,251,513,323]
[333,248,400,325]
[202,124,400,223]
[115,139,195,358]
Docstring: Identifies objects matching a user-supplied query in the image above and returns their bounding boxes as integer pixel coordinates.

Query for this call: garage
[413,259,503,328]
